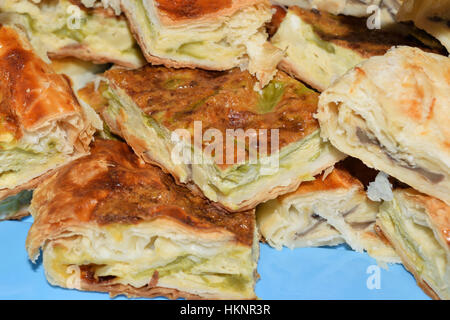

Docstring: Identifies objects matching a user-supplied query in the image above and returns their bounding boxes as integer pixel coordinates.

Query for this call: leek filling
[379,199,447,292]
[0,190,32,220]
[0,124,76,189]
[0,0,143,65]
[45,226,256,297]
[103,85,332,208]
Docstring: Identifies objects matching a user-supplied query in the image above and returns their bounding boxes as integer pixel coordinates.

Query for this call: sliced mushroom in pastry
[257,168,400,264]
[317,46,450,204]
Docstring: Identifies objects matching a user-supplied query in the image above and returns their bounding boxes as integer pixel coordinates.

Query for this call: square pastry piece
[0,25,95,220]
[271,6,441,91]
[26,140,259,300]
[377,188,450,300]
[317,46,450,204]
[121,0,282,87]
[257,168,400,264]
[86,66,344,212]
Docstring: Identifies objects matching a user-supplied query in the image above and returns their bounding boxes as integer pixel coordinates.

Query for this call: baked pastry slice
[377,188,450,300]
[0,0,145,68]
[120,0,282,87]
[83,65,344,212]
[0,25,95,220]
[270,6,438,91]
[257,168,400,264]
[317,46,450,204]
[26,140,259,300]
[398,0,450,52]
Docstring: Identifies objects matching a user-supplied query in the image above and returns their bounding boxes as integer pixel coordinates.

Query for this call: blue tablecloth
[0,217,429,300]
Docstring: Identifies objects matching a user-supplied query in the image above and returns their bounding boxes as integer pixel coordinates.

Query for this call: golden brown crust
[267,5,287,38]
[153,0,265,26]
[26,140,255,259]
[279,168,363,200]
[81,281,204,300]
[105,66,320,169]
[79,278,256,300]
[376,222,441,300]
[0,25,80,135]
[77,81,110,114]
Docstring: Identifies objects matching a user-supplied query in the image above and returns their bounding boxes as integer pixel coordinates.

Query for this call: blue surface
[0,217,429,300]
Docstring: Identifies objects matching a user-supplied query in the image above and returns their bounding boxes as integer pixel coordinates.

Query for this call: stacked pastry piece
[0,0,448,300]
[316,46,450,299]
[0,25,96,220]
[259,1,450,299]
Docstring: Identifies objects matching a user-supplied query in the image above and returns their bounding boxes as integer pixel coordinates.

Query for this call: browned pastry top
[155,0,233,19]
[279,168,363,201]
[153,0,265,24]
[29,140,255,247]
[0,25,80,139]
[105,66,320,168]
[291,6,440,58]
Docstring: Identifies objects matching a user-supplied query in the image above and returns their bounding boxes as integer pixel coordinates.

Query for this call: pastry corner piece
[121,0,282,87]
[377,188,450,300]
[0,0,145,68]
[317,46,450,205]
[26,140,259,300]
[0,24,95,220]
[257,168,400,265]
[398,0,450,53]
